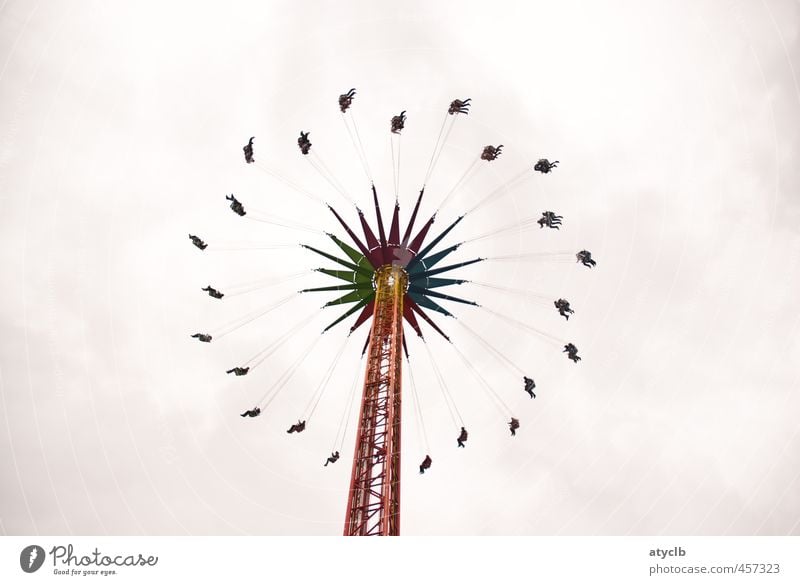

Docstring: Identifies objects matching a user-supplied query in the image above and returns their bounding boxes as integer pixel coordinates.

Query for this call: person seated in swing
[240,407,261,418]
[339,88,356,113]
[448,98,471,115]
[226,366,249,376]
[390,111,406,134]
[457,426,468,448]
[576,249,596,268]
[480,144,503,161]
[287,420,306,434]
[189,234,207,250]
[324,451,340,466]
[534,158,559,173]
[537,211,563,229]
[563,343,581,363]
[419,455,432,474]
[226,194,246,216]
[202,286,224,299]
[509,417,520,437]
[243,137,255,164]
[554,298,574,320]
[191,333,212,343]
[297,131,312,155]
[523,376,536,399]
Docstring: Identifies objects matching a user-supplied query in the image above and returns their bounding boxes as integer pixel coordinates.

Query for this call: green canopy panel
[323,296,373,333]
[302,244,373,278]
[325,289,376,306]
[317,269,374,285]
[328,234,375,272]
[302,282,374,293]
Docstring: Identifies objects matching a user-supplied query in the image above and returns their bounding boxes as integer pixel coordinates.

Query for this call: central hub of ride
[373,264,408,294]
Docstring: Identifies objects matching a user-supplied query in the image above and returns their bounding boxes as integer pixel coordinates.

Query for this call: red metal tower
[343,264,407,536]
[302,185,481,536]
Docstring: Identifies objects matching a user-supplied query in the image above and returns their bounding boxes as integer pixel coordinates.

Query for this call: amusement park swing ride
[189,89,595,536]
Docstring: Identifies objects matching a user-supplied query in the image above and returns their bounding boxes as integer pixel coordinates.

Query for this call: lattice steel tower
[344,264,407,535]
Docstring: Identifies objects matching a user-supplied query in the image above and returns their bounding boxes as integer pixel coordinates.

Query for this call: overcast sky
[1,0,799,536]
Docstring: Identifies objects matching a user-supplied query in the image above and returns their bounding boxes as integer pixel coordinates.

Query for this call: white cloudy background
[1,0,799,535]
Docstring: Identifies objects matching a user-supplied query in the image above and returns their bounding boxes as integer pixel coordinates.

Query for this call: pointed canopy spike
[409,243,462,275]
[414,257,484,279]
[327,233,374,271]
[402,303,424,338]
[409,290,453,317]
[302,282,372,293]
[407,298,451,342]
[357,208,383,266]
[324,289,374,306]
[408,215,465,269]
[408,277,467,289]
[388,201,401,246]
[409,285,479,307]
[372,183,388,253]
[407,213,436,254]
[323,296,372,333]
[317,268,371,284]
[400,187,425,247]
[302,244,373,277]
[328,205,373,263]
[371,184,389,266]
[350,298,376,334]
